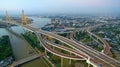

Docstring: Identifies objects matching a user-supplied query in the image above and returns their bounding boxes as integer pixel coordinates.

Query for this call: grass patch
[20,58,49,67]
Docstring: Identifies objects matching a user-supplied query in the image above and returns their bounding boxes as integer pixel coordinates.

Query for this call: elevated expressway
[2,20,120,67]
[73,24,110,54]
[86,27,110,54]
[23,25,120,67]
[36,33,85,60]
[44,40,87,59]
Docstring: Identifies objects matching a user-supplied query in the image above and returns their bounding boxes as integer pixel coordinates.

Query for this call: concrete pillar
[52,46,55,56]
[73,31,76,37]
[45,49,47,58]
[87,57,90,67]
[69,53,71,65]
[61,57,63,67]
[88,63,90,67]
[67,33,69,38]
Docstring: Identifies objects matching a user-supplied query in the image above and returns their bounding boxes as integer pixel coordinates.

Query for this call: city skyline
[0,0,120,15]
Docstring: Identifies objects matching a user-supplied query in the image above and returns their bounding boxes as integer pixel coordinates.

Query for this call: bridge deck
[11,54,41,67]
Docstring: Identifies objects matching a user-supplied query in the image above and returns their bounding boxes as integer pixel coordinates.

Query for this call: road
[36,33,84,60]
[3,20,120,67]
[44,39,87,59]
[24,25,120,67]
[87,28,110,54]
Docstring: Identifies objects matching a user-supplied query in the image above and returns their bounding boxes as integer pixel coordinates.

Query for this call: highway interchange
[1,19,120,67]
[24,25,120,67]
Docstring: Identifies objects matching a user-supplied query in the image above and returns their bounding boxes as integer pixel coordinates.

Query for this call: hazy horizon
[0,0,120,16]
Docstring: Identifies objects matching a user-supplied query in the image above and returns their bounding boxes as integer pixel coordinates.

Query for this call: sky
[0,0,120,15]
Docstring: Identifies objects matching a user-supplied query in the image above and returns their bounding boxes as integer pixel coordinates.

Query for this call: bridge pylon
[5,10,11,21]
[5,11,11,27]
[21,10,27,25]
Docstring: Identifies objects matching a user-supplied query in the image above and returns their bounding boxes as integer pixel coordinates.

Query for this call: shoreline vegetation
[22,32,45,52]
[0,36,14,67]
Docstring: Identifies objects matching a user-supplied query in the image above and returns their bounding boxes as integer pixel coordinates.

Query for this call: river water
[0,17,51,66]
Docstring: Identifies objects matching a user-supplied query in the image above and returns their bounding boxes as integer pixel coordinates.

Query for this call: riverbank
[21,32,53,67]
[0,36,14,67]
[0,22,17,28]
[0,17,51,67]
[22,32,45,52]
[0,22,7,28]
[0,17,33,28]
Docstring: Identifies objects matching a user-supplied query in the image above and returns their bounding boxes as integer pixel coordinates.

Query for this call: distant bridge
[11,54,41,67]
